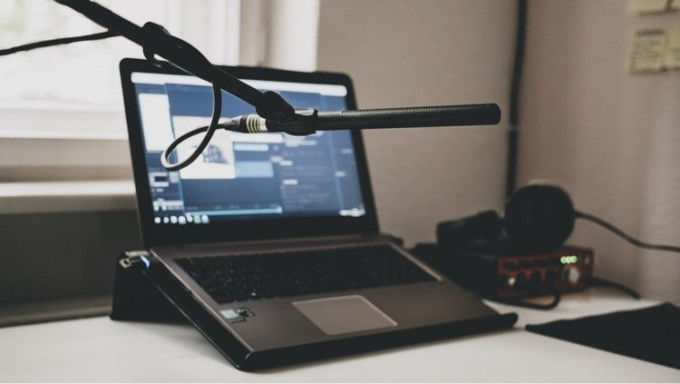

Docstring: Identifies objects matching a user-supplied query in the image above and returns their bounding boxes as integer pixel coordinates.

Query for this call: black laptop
[119,58,516,370]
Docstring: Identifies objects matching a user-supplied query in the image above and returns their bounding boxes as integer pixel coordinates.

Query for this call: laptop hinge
[176,233,397,250]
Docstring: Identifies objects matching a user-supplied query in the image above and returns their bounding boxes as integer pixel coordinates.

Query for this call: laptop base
[110,250,518,371]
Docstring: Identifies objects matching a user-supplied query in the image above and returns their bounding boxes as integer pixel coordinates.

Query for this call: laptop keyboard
[176,244,436,304]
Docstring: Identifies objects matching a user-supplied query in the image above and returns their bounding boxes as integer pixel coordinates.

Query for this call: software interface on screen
[131,72,366,225]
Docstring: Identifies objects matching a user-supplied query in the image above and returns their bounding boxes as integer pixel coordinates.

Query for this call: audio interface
[412,241,594,299]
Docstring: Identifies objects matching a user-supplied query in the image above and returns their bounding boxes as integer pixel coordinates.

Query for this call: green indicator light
[560,255,579,265]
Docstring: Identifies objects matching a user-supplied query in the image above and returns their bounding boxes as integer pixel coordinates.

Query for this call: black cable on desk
[485,290,562,311]
[587,276,641,300]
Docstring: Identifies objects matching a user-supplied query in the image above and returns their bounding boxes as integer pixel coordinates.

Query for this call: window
[0,0,179,106]
[0,0,241,183]
[0,0,241,136]
[0,0,318,186]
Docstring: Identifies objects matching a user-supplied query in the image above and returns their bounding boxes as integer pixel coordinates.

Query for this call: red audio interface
[412,241,594,299]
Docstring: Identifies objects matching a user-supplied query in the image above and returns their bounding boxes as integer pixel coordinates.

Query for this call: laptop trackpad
[292,295,397,336]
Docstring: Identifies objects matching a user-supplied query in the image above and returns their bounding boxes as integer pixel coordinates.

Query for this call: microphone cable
[160,81,225,171]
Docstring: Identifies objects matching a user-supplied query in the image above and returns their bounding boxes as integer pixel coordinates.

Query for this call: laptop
[119,58,516,370]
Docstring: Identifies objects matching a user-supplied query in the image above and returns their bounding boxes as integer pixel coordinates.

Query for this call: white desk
[0,288,677,382]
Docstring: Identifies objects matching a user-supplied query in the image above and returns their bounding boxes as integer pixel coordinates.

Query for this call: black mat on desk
[526,303,680,369]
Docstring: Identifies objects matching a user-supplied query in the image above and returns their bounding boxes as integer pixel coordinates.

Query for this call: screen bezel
[120,58,379,247]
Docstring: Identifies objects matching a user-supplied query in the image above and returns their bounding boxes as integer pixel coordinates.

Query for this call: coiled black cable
[160,82,224,171]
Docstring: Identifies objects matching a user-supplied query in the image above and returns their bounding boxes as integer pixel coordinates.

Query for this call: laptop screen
[121,60,378,246]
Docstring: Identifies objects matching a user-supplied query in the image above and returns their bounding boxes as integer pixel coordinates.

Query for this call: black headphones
[436,184,576,253]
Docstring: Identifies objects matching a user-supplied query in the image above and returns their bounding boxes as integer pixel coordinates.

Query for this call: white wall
[317,0,517,245]
[518,1,680,303]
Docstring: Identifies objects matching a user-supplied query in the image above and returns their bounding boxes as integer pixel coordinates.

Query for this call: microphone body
[236,104,501,135]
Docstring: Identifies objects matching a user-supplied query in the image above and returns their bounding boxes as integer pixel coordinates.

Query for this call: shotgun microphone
[234,104,501,135]
[161,103,501,169]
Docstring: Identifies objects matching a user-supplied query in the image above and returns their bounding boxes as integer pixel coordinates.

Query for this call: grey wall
[0,210,142,305]
[317,0,517,245]
[518,1,680,303]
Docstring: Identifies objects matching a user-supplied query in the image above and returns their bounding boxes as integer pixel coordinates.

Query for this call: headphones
[436,184,576,253]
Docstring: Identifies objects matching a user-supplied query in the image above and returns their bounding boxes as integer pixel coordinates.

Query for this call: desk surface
[0,288,678,382]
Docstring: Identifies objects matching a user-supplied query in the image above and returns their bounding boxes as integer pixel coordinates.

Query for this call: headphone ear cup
[504,184,575,253]
[437,210,503,248]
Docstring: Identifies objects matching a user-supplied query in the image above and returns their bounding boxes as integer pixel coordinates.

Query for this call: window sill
[0,296,111,328]
[0,180,136,214]
[0,102,127,140]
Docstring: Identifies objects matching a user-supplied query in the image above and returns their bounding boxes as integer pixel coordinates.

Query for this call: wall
[0,209,143,325]
[0,210,142,304]
[518,0,680,302]
[317,0,517,245]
